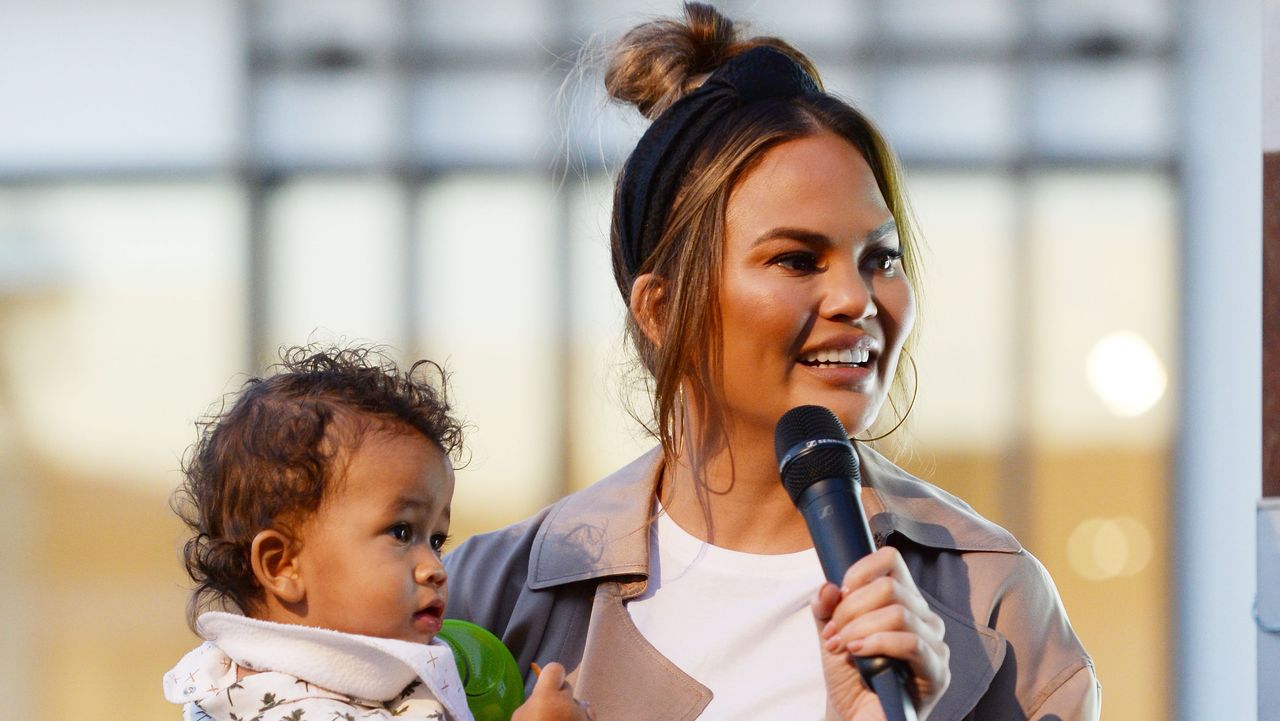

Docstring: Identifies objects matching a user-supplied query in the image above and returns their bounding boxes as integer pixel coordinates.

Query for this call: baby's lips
[415,597,445,618]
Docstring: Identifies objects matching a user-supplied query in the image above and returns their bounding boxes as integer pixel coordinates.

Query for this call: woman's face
[716,130,914,438]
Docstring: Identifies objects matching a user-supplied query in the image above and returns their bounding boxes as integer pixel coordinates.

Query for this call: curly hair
[171,344,464,629]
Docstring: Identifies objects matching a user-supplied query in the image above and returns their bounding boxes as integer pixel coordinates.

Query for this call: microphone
[775,405,918,721]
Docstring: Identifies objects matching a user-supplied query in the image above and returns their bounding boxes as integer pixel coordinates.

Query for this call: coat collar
[528,444,1020,591]
[528,448,660,590]
[857,444,1022,554]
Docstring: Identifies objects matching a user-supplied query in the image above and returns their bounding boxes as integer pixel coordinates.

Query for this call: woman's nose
[819,264,876,322]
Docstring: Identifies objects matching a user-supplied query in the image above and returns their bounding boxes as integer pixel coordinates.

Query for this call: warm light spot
[1067,516,1154,581]
[1085,331,1167,417]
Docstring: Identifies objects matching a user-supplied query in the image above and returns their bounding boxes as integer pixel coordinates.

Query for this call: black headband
[616,45,821,282]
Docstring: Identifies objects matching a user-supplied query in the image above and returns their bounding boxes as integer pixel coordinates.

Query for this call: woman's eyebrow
[752,218,898,248]
[866,218,898,244]
[751,227,832,248]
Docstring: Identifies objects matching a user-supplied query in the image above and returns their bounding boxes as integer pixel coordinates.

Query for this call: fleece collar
[163,612,470,721]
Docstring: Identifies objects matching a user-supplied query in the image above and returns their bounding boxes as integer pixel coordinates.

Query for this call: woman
[446,5,1099,720]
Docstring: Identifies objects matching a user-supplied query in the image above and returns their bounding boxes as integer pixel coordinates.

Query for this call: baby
[164,345,588,721]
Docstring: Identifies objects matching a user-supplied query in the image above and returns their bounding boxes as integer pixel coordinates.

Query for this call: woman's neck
[659,421,814,554]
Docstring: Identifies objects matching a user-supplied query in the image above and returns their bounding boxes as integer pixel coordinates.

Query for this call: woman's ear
[250,529,305,605]
[629,273,667,347]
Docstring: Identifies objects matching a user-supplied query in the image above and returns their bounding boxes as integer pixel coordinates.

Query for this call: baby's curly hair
[171,344,464,629]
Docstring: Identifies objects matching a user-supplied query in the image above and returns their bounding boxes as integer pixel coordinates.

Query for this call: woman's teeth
[799,348,870,366]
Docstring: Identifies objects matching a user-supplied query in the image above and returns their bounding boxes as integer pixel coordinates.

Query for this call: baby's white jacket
[163,612,474,721]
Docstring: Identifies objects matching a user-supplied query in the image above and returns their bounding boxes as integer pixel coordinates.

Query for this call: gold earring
[855,350,918,443]
[674,384,687,454]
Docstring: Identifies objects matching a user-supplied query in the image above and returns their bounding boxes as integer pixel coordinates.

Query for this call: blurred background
[0,1,1261,720]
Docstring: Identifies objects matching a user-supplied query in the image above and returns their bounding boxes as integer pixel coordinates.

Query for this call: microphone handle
[797,477,919,721]
[796,477,877,584]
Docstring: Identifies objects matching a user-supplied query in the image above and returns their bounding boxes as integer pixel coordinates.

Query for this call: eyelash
[388,524,451,554]
[867,248,905,273]
[770,248,904,274]
[389,523,415,544]
[772,251,822,273]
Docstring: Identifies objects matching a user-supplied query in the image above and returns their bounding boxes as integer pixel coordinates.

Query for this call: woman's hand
[811,546,951,721]
[511,662,595,721]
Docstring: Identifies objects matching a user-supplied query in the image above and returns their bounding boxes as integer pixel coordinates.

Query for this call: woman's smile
[795,333,880,386]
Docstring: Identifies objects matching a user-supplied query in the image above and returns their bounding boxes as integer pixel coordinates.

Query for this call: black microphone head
[774,405,860,504]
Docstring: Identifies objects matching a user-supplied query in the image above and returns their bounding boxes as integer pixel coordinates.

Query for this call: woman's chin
[786,393,879,436]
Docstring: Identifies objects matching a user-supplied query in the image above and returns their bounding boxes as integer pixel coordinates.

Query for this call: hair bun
[604,3,822,120]
[604,3,740,119]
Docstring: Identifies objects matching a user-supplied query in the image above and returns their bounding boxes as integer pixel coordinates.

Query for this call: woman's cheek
[878,277,916,332]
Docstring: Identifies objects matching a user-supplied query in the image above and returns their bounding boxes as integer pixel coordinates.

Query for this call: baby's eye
[388,523,414,544]
[773,251,821,273]
[430,533,451,553]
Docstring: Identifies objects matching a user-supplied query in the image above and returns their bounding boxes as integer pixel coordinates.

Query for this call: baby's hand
[511,662,594,721]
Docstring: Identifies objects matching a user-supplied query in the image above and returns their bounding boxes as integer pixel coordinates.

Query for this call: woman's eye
[388,523,414,544]
[866,248,904,273]
[773,252,821,273]
[430,533,451,553]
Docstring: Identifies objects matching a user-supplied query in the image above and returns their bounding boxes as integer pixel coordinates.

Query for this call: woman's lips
[796,360,875,387]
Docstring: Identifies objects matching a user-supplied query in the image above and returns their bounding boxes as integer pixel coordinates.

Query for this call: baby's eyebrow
[389,496,452,524]
[390,496,431,512]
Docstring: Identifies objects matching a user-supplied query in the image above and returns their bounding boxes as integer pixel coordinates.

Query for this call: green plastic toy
[437,619,525,721]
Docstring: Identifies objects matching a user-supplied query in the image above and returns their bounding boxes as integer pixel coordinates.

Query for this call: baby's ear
[250,529,305,605]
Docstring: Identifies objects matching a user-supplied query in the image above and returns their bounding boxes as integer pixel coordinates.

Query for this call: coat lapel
[529,449,710,719]
[919,588,1008,721]
[571,581,711,721]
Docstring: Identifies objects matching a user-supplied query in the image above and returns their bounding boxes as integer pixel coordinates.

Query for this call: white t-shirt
[626,508,828,720]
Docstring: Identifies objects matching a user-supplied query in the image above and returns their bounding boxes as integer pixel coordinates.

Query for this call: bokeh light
[1085,331,1168,417]
[1068,515,1154,581]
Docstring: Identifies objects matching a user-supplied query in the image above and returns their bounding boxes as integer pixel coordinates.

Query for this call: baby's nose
[415,557,447,586]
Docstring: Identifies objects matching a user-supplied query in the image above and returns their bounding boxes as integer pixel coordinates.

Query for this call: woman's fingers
[813,546,951,718]
[822,583,941,643]
[810,581,843,626]
[823,603,936,651]
[822,549,943,638]
[827,625,948,673]
[838,546,910,592]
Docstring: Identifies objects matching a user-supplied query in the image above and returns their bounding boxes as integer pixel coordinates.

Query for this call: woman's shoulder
[444,447,661,617]
[857,449,1097,718]
[447,447,660,568]
[857,444,1022,555]
[857,445,1082,639]
[443,449,661,669]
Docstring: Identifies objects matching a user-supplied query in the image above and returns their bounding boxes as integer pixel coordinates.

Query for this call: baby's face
[291,428,454,643]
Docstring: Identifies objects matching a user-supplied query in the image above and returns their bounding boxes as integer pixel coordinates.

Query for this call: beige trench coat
[444,446,1099,721]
